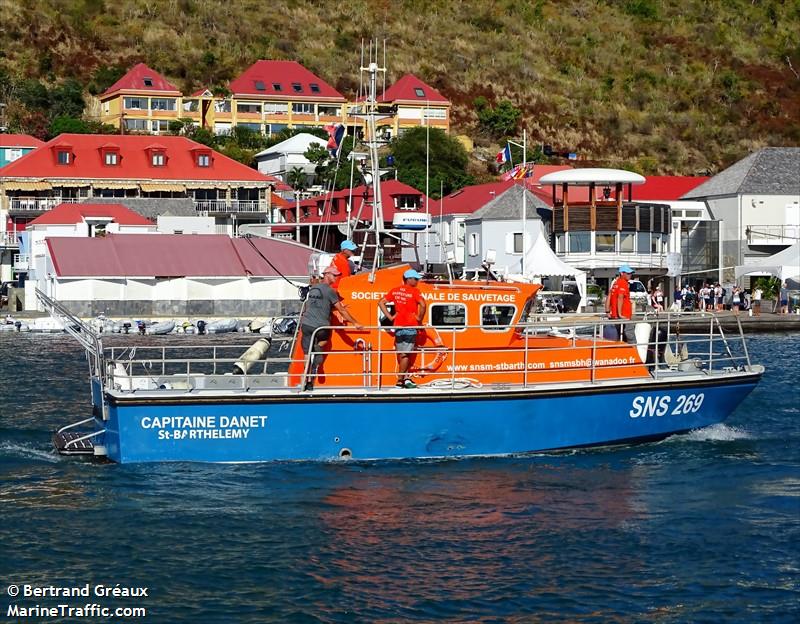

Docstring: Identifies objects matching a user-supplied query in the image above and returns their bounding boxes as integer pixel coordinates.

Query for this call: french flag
[495,144,511,164]
[325,123,346,157]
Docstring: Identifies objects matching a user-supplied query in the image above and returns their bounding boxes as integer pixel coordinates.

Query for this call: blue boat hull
[96,375,760,463]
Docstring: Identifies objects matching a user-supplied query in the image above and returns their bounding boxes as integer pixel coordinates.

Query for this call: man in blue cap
[329,239,358,288]
[606,264,634,341]
[379,268,427,388]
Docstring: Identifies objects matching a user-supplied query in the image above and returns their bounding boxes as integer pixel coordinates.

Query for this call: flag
[325,123,346,157]
[495,144,511,164]
[513,164,534,180]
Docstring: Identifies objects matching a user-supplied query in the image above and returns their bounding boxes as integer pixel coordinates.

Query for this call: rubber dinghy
[146,320,176,335]
[206,319,238,334]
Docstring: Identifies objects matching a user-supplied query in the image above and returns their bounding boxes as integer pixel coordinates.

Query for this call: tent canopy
[508,221,588,308]
[735,242,800,281]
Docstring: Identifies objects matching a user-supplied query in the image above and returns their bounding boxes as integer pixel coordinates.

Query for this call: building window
[272,83,283,92]
[56,150,71,165]
[143,77,153,87]
[395,195,418,210]
[151,120,169,133]
[150,98,176,111]
[444,221,453,244]
[123,118,148,132]
[237,102,261,114]
[197,153,211,167]
[151,153,165,167]
[254,80,265,91]
[620,231,635,253]
[214,100,232,113]
[651,233,665,254]
[481,305,516,331]
[430,304,466,329]
[8,148,23,162]
[292,103,314,115]
[636,232,650,254]
[264,103,288,115]
[123,97,145,110]
[104,152,118,166]
[415,87,425,97]
[237,122,262,133]
[292,83,303,93]
[423,108,447,120]
[513,232,524,254]
[310,83,321,93]
[568,232,590,253]
[183,99,200,112]
[555,233,565,253]
[468,232,479,256]
[318,105,341,117]
[595,232,616,253]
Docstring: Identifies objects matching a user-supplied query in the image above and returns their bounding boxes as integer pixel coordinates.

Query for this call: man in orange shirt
[379,269,427,389]
[329,240,358,288]
[606,264,634,341]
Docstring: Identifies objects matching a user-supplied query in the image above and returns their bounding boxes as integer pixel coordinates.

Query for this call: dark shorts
[394,328,418,353]
[300,325,331,356]
[781,300,788,306]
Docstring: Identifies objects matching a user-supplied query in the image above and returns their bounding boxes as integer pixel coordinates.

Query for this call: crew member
[379,269,427,389]
[329,240,358,288]
[606,264,634,341]
[299,266,363,391]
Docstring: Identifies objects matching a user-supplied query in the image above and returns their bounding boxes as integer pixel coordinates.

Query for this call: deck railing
[90,312,755,395]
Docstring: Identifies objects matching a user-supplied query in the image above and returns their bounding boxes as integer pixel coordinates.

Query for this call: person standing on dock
[379,269,428,389]
[329,240,359,288]
[606,265,634,341]
[753,286,763,317]
[780,282,789,314]
[299,266,363,391]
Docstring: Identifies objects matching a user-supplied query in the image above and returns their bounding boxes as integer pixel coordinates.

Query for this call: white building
[254,133,327,186]
[682,147,800,282]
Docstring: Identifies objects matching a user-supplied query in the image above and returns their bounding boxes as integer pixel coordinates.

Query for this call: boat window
[430,304,466,329]
[481,305,516,331]
[378,303,395,330]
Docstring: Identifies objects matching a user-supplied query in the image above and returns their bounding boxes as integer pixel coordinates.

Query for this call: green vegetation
[0,0,798,175]
[390,127,474,198]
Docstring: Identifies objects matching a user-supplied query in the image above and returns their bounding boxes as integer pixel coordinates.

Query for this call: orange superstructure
[288,265,650,388]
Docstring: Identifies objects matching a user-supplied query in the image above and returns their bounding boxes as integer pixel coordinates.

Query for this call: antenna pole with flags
[507,130,528,276]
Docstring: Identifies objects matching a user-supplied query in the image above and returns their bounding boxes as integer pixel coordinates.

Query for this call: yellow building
[98,63,183,134]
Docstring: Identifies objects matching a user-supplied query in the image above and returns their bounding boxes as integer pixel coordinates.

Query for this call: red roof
[379,74,449,104]
[283,180,429,225]
[1,134,278,183]
[271,193,291,208]
[101,63,181,97]
[0,134,45,148]
[439,180,517,215]
[635,176,710,200]
[47,234,313,278]
[229,61,345,100]
[28,203,154,227]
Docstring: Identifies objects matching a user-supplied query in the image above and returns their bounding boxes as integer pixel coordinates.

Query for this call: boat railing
[93,311,753,393]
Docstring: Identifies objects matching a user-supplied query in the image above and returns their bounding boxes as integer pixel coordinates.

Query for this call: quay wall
[53,299,302,318]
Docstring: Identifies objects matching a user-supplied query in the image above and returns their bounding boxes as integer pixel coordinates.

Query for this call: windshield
[629,281,646,293]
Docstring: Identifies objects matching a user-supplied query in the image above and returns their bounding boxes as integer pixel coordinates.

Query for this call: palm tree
[286,167,308,193]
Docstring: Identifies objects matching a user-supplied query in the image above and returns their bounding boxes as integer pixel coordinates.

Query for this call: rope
[418,378,483,390]
[243,236,305,291]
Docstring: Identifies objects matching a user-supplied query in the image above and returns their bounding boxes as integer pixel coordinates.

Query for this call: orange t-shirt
[608,277,632,319]
[385,285,425,327]
[330,252,353,288]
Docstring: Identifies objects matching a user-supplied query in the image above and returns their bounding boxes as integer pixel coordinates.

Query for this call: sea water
[1,333,798,622]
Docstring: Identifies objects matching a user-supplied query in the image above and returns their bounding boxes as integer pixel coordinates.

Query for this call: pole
[295,193,300,243]
[521,128,527,276]
[425,101,430,270]
[439,180,444,263]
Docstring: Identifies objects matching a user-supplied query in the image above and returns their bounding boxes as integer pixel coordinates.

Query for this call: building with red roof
[358,73,452,138]
[33,233,315,316]
[1,134,45,168]
[274,179,429,261]
[98,63,183,134]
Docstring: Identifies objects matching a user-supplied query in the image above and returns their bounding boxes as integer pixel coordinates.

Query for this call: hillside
[1,0,799,175]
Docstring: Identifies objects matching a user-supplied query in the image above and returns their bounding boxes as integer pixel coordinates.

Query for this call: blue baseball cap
[618,264,635,274]
[341,240,358,251]
[403,269,423,280]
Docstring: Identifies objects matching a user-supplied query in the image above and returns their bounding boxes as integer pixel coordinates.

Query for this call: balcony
[193,200,270,214]
[746,224,799,247]
[13,254,29,271]
[9,197,80,212]
[1,232,20,248]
